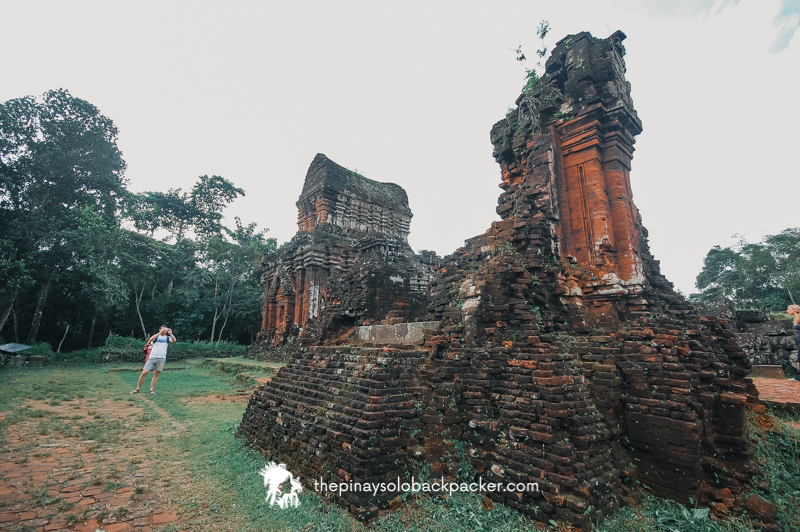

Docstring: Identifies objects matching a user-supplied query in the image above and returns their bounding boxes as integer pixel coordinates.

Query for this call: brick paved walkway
[751,377,800,412]
[0,399,186,532]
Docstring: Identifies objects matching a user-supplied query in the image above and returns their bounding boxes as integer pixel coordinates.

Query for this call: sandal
[129,389,140,394]
[150,390,156,394]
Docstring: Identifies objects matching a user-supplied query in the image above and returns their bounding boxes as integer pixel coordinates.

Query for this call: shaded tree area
[0,89,275,351]
[692,228,800,310]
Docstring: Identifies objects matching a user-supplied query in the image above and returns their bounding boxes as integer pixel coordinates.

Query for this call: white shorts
[144,358,165,372]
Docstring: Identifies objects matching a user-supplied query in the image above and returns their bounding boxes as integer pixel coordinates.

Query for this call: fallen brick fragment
[744,494,778,523]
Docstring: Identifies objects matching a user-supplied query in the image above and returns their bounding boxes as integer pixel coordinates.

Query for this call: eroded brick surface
[239,31,758,529]
[249,153,437,352]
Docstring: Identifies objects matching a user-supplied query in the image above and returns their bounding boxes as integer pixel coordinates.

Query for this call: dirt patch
[182,394,250,406]
[0,397,189,531]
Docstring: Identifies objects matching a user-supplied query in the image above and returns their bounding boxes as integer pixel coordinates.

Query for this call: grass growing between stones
[2,363,799,531]
[748,409,800,531]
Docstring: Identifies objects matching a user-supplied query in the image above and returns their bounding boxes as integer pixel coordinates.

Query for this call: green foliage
[164,340,245,359]
[92,335,246,363]
[105,333,137,349]
[597,495,752,532]
[513,20,550,95]
[750,411,800,530]
[56,347,104,364]
[646,506,714,532]
[23,342,54,362]
[128,174,244,242]
[0,90,277,354]
[695,228,800,310]
[0,89,127,343]
[521,70,540,95]
[535,20,550,54]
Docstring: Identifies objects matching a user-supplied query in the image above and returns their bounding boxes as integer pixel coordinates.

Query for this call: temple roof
[297,154,411,215]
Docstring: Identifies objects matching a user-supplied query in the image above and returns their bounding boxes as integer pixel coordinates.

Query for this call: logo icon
[259,462,303,509]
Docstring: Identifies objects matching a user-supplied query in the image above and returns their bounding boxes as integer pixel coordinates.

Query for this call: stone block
[356,322,441,346]
[734,309,770,323]
[748,365,785,379]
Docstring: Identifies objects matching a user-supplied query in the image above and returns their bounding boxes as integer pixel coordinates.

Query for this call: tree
[116,230,170,339]
[763,228,800,304]
[130,175,244,242]
[0,89,273,350]
[695,228,800,310]
[203,217,276,342]
[0,89,127,342]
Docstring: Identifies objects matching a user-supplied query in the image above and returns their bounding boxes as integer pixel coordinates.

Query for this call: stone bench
[749,365,786,379]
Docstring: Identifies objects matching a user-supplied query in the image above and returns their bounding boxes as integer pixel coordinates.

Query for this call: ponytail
[789,305,800,325]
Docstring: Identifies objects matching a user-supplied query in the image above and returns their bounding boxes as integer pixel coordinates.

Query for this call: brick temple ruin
[239,31,758,528]
[253,152,437,350]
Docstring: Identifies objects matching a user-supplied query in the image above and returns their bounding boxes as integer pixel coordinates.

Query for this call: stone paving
[0,398,186,532]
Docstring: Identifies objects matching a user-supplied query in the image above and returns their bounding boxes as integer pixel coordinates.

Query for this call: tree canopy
[693,228,800,310]
[0,89,275,350]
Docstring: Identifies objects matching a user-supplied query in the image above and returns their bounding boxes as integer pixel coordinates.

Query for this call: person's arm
[145,334,157,346]
[168,329,177,343]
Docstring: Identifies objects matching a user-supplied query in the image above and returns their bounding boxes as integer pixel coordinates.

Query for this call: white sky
[2,0,798,295]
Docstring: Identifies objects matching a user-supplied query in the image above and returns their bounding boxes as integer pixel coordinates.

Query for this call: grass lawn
[1,361,798,531]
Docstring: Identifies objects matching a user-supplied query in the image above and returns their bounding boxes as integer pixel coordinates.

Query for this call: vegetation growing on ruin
[514,20,550,95]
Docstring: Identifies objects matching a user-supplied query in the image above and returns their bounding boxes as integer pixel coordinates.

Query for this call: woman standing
[787,305,800,382]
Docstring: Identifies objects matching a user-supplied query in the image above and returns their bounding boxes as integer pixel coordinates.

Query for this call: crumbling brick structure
[254,153,436,348]
[701,301,797,369]
[239,31,758,528]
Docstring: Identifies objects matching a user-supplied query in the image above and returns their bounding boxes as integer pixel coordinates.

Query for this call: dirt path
[0,396,188,532]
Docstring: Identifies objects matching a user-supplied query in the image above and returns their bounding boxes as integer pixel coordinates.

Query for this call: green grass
[597,497,754,532]
[2,362,799,531]
[770,311,791,321]
[749,411,800,530]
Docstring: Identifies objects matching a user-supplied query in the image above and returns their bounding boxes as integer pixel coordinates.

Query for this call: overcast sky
[2,0,798,294]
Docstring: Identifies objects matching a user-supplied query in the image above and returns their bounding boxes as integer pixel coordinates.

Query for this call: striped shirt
[149,335,171,359]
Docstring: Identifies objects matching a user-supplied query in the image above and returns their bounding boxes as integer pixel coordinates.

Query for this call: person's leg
[793,346,800,381]
[135,369,150,390]
[149,359,165,391]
